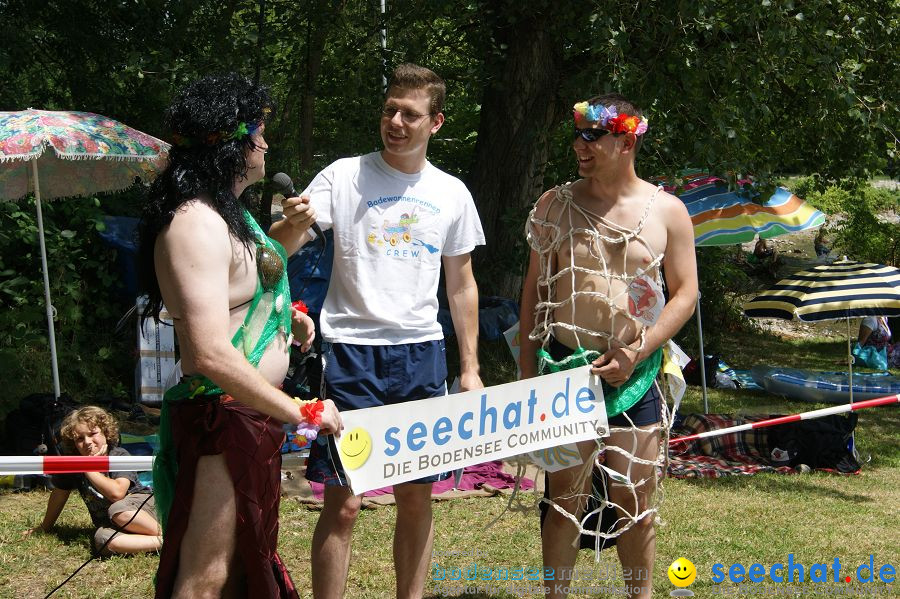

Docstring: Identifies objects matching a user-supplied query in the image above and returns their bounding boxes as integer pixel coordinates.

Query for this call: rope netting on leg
[501,392,674,553]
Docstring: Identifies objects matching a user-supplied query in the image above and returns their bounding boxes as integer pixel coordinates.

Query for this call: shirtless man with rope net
[519,93,698,599]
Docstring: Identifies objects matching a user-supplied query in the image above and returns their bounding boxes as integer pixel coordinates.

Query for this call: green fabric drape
[538,346,662,418]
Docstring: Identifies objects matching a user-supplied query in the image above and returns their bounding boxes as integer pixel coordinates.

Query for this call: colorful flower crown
[573,101,649,136]
[171,121,261,147]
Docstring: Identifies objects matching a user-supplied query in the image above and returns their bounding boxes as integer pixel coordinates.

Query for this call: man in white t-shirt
[270,63,485,599]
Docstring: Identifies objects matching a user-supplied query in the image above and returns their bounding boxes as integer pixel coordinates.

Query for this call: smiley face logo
[339,427,372,470]
[668,557,696,587]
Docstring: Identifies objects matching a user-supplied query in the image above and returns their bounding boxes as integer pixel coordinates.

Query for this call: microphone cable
[294,230,328,301]
[270,172,328,301]
[44,491,156,598]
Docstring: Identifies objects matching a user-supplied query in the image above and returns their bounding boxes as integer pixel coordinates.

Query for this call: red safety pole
[669,394,899,446]
[0,455,154,476]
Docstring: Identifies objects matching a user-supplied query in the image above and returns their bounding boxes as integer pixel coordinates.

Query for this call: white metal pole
[670,394,899,445]
[0,454,155,475]
[696,293,708,412]
[381,0,387,92]
[31,159,61,398]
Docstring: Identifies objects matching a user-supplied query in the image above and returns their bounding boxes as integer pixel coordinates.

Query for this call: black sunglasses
[573,127,611,142]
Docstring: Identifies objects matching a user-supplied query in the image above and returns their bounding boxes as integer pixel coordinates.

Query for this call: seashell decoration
[256,245,284,290]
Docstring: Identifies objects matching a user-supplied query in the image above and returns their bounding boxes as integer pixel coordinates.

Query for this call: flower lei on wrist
[290,397,323,444]
[573,101,649,136]
[291,299,309,314]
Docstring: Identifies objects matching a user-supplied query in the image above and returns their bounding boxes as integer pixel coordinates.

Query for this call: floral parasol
[0,109,169,398]
[0,109,169,200]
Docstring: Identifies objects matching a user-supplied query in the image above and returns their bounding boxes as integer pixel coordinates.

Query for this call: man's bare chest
[554,209,666,276]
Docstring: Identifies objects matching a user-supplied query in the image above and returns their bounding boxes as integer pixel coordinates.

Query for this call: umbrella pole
[696,294,709,413]
[31,159,61,399]
[847,316,853,404]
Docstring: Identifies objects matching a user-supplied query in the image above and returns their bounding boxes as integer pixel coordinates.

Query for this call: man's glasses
[381,106,433,125]
[573,127,612,142]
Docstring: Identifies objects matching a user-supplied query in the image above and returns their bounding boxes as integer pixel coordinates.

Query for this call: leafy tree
[457,0,898,295]
[1,0,897,403]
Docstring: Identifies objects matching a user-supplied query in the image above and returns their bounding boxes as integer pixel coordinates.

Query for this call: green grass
[5,445,898,598]
[2,332,898,598]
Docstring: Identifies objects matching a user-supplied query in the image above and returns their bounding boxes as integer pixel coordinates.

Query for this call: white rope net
[513,182,677,550]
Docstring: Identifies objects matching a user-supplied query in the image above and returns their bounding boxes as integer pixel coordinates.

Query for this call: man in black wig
[138,72,340,598]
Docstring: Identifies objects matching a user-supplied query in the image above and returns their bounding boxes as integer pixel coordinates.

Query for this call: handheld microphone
[272,172,324,239]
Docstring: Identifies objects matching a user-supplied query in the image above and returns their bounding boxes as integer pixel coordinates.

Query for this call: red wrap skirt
[154,394,299,598]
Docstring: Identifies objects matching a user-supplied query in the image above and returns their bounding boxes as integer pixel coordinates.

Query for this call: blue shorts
[305,340,450,487]
[545,337,662,426]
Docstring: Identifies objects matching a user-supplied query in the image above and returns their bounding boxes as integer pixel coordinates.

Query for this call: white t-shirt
[861,316,890,339]
[303,152,485,344]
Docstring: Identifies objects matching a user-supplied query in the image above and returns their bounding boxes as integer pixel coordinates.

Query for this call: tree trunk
[299,9,329,172]
[298,0,346,174]
[468,20,563,298]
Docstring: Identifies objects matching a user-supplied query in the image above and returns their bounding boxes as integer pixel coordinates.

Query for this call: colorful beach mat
[667,413,860,478]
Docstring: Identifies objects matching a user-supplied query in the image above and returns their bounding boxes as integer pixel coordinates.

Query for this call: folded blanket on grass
[667,413,860,478]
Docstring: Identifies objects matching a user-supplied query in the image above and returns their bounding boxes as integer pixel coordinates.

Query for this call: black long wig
[137,73,274,324]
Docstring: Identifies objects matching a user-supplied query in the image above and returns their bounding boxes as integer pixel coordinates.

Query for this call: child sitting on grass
[26,406,162,555]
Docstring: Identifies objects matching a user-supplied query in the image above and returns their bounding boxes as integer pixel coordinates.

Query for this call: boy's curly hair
[59,406,119,454]
[137,72,275,324]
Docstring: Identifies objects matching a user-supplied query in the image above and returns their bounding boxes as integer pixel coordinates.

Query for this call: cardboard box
[135,296,177,406]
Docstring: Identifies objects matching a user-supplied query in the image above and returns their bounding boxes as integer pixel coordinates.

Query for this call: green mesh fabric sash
[537,346,662,418]
[153,210,292,532]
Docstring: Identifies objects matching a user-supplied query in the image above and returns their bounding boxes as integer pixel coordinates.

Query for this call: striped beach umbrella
[691,186,825,246]
[743,259,900,402]
[656,171,826,247]
[742,260,900,321]
[652,170,826,410]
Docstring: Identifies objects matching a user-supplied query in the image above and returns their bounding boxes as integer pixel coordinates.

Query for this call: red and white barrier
[3,394,897,472]
[0,455,154,476]
[669,394,900,446]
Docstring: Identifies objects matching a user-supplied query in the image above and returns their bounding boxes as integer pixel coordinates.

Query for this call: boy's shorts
[95,492,157,551]
[545,336,662,426]
[305,339,450,487]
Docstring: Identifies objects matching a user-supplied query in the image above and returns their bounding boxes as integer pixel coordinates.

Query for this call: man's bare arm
[519,191,556,379]
[443,253,483,392]
[636,193,698,359]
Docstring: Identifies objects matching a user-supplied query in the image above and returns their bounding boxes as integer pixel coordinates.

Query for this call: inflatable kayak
[750,366,900,404]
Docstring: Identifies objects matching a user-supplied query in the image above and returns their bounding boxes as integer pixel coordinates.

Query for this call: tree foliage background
[0,0,897,402]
